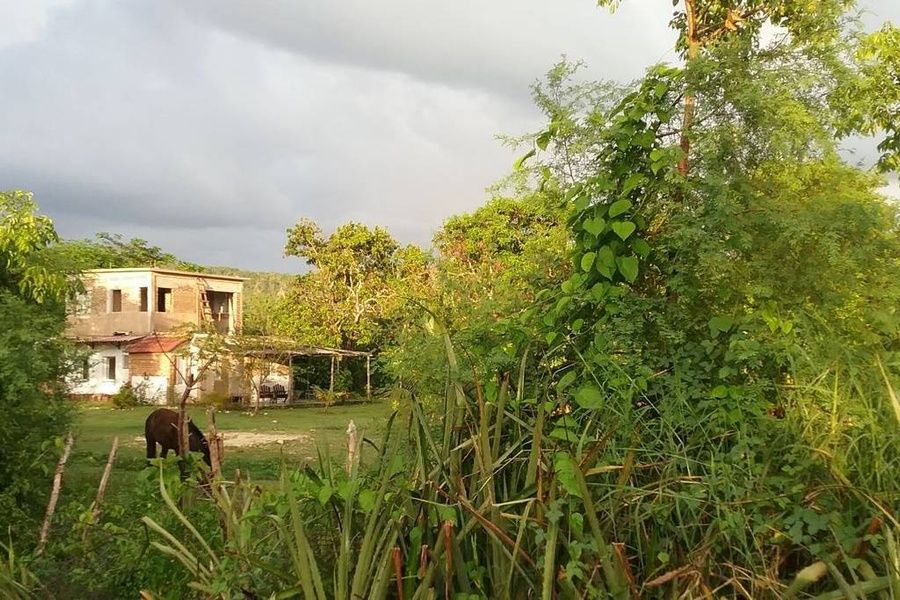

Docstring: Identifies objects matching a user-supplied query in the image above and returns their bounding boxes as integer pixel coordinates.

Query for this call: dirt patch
[133,431,311,448]
[219,432,311,447]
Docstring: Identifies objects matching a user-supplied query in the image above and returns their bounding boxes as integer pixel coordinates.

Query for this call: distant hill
[202,266,294,296]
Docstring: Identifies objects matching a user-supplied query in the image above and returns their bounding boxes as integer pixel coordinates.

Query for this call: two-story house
[67,267,245,403]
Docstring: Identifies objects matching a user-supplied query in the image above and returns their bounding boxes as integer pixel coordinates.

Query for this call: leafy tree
[835,23,900,171]
[0,191,70,303]
[511,0,900,589]
[0,191,75,537]
[46,232,201,272]
[277,219,430,350]
[499,59,628,189]
[386,193,570,394]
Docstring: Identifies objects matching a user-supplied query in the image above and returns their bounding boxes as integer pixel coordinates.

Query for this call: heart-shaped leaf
[632,238,651,258]
[708,315,733,337]
[590,282,608,300]
[574,385,604,409]
[580,252,596,272]
[557,370,577,392]
[611,221,636,240]
[608,198,633,218]
[596,246,616,280]
[616,255,639,283]
[583,217,606,236]
[536,130,552,151]
[622,173,646,195]
[553,453,583,497]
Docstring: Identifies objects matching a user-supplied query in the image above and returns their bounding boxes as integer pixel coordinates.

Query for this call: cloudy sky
[1,1,897,271]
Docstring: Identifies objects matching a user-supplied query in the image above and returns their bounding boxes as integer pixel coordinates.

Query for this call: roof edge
[83,267,246,281]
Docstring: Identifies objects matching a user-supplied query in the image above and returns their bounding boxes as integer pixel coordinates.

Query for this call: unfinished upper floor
[66,268,245,338]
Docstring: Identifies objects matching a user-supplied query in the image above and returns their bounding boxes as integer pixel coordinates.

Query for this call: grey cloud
[177,0,676,97]
[0,0,896,270]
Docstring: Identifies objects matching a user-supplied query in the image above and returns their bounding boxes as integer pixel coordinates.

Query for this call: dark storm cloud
[176,0,675,97]
[0,0,896,269]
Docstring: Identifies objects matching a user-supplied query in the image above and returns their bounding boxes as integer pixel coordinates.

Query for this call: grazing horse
[145,408,211,467]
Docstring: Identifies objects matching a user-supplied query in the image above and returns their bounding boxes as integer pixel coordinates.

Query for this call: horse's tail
[145,414,157,460]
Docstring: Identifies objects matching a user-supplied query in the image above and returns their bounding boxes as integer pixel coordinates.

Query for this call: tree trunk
[678,0,700,177]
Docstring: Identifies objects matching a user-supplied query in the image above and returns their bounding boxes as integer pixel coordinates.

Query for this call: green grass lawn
[63,402,393,508]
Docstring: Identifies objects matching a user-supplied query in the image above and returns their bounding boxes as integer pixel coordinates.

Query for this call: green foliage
[131,329,900,598]
[0,191,75,538]
[505,59,628,188]
[110,382,143,409]
[385,193,569,398]
[1,191,70,304]
[835,23,900,171]
[204,267,294,335]
[277,219,431,350]
[46,232,201,273]
[0,538,37,600]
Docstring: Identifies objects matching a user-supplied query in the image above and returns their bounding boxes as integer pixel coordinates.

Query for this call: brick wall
[129,353,166,377]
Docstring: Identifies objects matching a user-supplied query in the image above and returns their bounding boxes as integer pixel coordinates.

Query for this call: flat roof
[239,336,371,358]
[84,267,246,282]
[126,335,188,354]
[70,334,146,344]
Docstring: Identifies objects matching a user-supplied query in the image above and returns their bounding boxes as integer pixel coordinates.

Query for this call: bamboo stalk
[37,432,74,556]
[82,436,119,543]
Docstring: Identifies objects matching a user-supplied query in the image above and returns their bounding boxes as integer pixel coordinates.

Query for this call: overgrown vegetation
[0,191,76,540]
[1,0,898,597]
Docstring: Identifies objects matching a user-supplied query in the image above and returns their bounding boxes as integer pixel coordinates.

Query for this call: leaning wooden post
[206,407,223,478]
[37,432,75,556]
[366,354,372,401]
[346,420,358,475]
[178,372,194,462]
[83,436,119,543]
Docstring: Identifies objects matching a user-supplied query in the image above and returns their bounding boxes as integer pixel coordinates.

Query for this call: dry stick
[82,436,119,543]
[206,407,223,478]
[391,546,404,600]
[37,432,75,556]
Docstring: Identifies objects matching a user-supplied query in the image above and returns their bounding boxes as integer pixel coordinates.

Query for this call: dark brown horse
[145,408,211,466]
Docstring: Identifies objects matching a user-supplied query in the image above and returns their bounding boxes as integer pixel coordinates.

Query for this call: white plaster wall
[130,375,169,405]
[68,344,130,396]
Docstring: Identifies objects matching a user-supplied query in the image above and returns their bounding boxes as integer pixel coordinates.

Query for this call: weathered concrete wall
[67,271,153,337]
[151,272,200,332]
[151,273,244,333]
[67,269,245,337]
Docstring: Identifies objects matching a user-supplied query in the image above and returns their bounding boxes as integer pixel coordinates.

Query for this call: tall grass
[139,339,900,598]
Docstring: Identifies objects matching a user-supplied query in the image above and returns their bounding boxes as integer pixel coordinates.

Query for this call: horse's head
[188,420,212,467]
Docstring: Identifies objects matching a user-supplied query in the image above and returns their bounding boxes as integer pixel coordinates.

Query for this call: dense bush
[0,192,76,538]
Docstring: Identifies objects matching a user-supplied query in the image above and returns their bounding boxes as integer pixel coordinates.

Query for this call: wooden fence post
[207,407,224,478]
[37,432,74,556]
[347,420,358,475]
[82,436,118,542]
[366,354,372,401]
